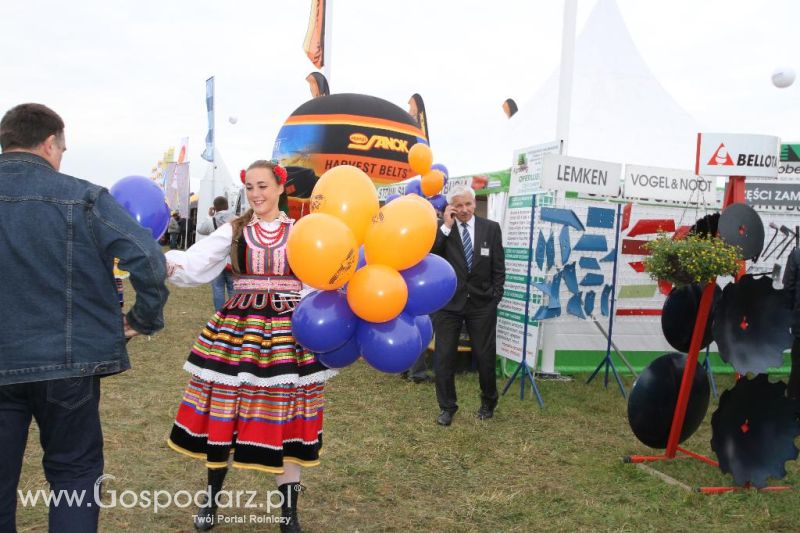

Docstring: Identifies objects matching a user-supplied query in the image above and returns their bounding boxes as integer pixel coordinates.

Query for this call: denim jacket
[0,152,169,384]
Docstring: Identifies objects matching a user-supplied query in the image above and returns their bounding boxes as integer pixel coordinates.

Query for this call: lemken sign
[695,133,780,178]
[623,164,715,205]
[541,154,621,197]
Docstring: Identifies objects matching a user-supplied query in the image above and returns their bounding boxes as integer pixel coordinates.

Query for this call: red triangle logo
[707,143,734,166]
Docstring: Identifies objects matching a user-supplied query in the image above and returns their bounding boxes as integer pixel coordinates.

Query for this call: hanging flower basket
[643,233,740,286]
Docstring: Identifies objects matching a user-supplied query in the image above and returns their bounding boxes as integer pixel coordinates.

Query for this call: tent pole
[555,0,577,152]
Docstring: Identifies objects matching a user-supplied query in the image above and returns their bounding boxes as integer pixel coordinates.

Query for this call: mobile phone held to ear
[450,212,456,220]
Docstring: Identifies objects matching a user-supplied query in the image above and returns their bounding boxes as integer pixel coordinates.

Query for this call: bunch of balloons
[287,164,457,373]
[403,143,449,212]
[110,175,170,239]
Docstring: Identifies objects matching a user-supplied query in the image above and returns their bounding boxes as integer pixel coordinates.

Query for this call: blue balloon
[357,245,367,270]
[343,246,367,291]
[357,313,423,373]
[110,176,170,240]
[430,163,449,179]
[400,254,457,315]
[405,177,422,196]
[415,315,433,348]
[317,335,360,369]
[428,194,447,212]
[384,193,401,204]
[292,290,357,353]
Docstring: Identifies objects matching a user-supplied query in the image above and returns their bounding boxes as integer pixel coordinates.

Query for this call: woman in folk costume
[165,160,335,532]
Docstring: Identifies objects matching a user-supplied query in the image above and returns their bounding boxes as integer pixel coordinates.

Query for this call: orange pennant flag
[303,0,326,69]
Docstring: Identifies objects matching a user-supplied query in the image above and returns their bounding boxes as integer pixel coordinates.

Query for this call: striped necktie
[461,222,473,271]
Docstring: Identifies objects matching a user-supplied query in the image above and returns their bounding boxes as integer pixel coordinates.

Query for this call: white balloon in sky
[771,67,796,89]
[228,116,238,124]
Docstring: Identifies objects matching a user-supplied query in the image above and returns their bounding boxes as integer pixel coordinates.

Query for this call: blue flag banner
[201,76,215,162]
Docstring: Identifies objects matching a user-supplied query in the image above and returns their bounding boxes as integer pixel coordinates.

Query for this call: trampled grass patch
[15,282,800,532]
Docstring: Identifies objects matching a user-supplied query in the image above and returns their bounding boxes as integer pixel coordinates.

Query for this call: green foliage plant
[643,232,740,286]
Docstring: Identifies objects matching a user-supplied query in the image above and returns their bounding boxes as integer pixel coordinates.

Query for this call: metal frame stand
[586,203,627,398]
[625,173,789,492]
[701,345,719,400]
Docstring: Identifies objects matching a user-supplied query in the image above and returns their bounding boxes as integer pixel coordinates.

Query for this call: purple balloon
[430,163,449,179]
[292,290,357,353]
[405,177,422,196]
[385,193,401,204]
[357,245,367,270]
[317,335,360,369]
[110,175,170,239]
[400,254,457,315]
[343,246,367,291]
[357,313,423,373]
[428,194,447,212]
[415,315,433,348]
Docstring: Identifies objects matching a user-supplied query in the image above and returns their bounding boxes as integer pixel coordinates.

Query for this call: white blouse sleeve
[165,223,233,287]
[299,283,315,299]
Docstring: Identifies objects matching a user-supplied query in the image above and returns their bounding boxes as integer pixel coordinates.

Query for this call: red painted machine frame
[624,174,791,493]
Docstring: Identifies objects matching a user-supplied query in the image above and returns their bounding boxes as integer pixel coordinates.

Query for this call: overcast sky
[2,0,799,190]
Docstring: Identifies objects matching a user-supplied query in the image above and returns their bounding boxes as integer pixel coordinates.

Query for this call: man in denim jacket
[0,103,168,531]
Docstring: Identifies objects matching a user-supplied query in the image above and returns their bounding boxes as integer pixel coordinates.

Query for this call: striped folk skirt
[167,291,336,473]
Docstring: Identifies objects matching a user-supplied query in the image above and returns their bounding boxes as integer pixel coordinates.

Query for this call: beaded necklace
[252,221,287,247]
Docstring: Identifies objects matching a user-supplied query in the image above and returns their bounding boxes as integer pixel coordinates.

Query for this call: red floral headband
[239,163,288,185]
[272,163,288,185]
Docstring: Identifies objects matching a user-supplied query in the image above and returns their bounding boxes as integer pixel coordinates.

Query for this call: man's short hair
[213,196,229,211]
[0,103,65,151]
[446,185,476,203]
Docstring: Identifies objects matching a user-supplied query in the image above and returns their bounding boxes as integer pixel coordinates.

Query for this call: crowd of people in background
[163,207,198,250]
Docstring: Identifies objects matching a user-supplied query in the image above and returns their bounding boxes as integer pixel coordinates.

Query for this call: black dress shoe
[477,406,494,420]
[411,375,433,383]
[194,501,217,531]
[437,410,455,426]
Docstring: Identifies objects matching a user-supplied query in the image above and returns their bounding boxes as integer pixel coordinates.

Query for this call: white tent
[490,0,702,171]
[492,0,705,371]
[195,148,239,240]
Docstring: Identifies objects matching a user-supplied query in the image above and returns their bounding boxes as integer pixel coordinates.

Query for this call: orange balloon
[364,196,437,270]
[420,169,445,196]
[403,193,433,206]
[408,143,433,176]
[286,213,358,290]
[346,264,408,323]
[310,165,380,244]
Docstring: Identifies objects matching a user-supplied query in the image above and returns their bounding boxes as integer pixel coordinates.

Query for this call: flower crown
[239,162,288,185]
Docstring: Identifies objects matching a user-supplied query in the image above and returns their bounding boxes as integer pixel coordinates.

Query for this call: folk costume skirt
[167,291,336,473]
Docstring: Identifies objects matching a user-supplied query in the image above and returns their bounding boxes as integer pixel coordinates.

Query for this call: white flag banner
[201,77,215,162]
[163,162,190,217]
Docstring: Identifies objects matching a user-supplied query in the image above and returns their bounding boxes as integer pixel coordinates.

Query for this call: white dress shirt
[440,216,475,248]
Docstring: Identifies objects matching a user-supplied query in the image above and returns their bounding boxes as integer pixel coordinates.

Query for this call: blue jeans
[211,269,234,310]
[0,376,103,532]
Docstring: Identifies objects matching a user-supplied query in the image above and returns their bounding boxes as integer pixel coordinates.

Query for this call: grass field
[15,281,800,532]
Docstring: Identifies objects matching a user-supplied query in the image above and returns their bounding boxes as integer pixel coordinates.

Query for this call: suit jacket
[431,215,505,312]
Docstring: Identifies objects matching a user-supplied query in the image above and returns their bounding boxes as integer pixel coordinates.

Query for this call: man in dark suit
[431,185,505,426]
[783,246,800,399]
